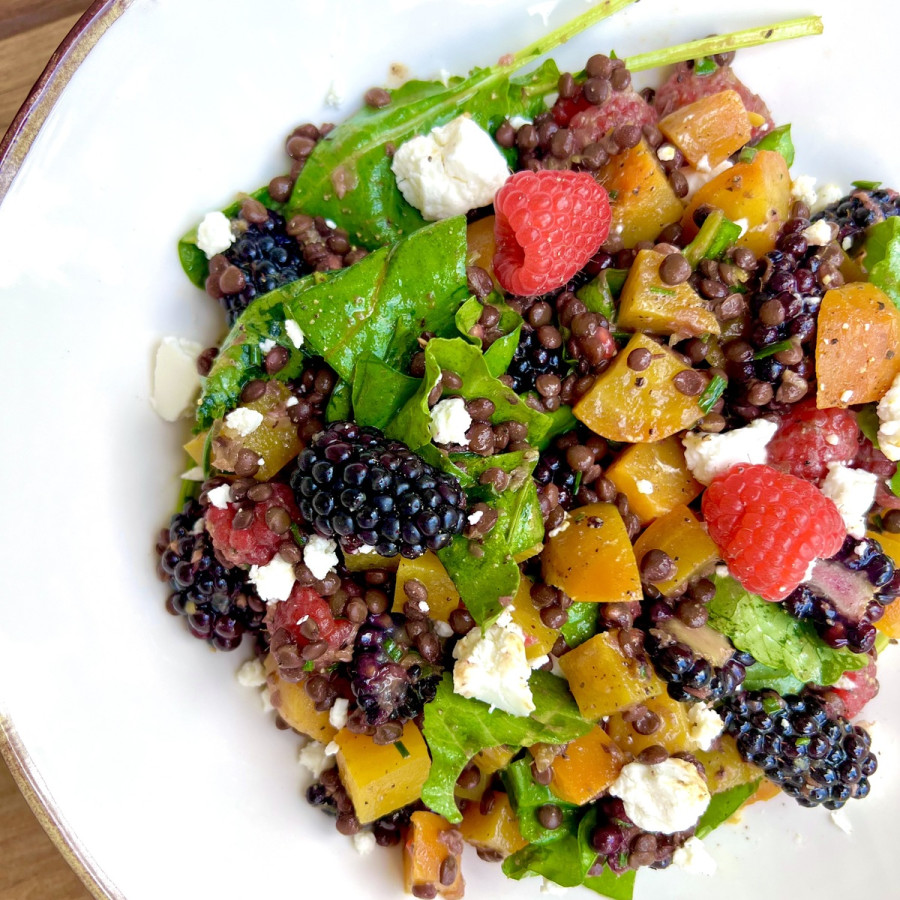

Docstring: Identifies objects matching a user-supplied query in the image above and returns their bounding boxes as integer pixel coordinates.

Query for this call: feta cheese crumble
[791,174,818,209]
[353,831,377,856]
[236,657,267,688]
[151,336,204,421]
[181,466,204,481]
[196,211,235,257]
[468,510,484,525]
[812,182,843,215]
[733,217,749,237]
[329,698,350,730]
[820,462,878,538]
[657,144,676,162]
[391,115,510,221]
[299,740,336,778]
[452,608,535,716]
[429,397,472,446]
[682,418,778,485]
[224,407,264,437]
[249,553,297,604]
[877,371,900,461]
[259,338,277,354]
[671,836,717,875]
[682,159,732,201]
[434,620,454,639]
[802,219,835,246]
[284,318,305,349]
[304,534,339,580]
[608,759,710,834]
[206,484,233,509]
[686,703,725,751]
[636,479,654,495]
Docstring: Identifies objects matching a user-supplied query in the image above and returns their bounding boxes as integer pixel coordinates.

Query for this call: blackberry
[782,535,898,654]
[156,499,266,650]
[220,210,306,323]
[506,325,568,393]
[812,187,900,247]
[290,422,466,559]
[720,689,877,809]
[348,611,441,729]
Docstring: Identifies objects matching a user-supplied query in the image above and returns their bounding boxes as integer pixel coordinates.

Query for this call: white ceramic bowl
[1,1,898,898]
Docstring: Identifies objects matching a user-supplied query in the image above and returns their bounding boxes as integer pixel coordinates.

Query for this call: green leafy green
[576,272,618,322]
[325,379,353,422]
[753,339,795,360]
[560,602,600,649]
[740,123,795,167]
[351,354,421,430]
[862,216,900,309]
[421,671,591,822]
[857,404,880,447]
[502,758,579,844]
[852,180,882,191]
[741,662,805,694]
[695,780,761,838]
[684,209,742,267]
[698,374,727,414]
[707,575,868,686]
[455,296,524,377]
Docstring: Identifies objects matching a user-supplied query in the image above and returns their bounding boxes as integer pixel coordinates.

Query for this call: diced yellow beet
[745,780,782,805]
[550,726,626,805]
[632,505,719,597]
[542,503,642,604]
[694,734,761,794]
[342,550,400,572]
[404,811,465,900]
[183,431,207,465]
[559,631,664,720]
[455,764,491,803]
[595,140,685,247]
[513,541,544,564]
[815,282,900,408]
[263,656,336,742]
[335,721,431,823]
[573,333,705,443]
[681,151,791,257]
[606,693,694,758]
[617,249,720,337]
[459,792,527,858]
[604,436,702,526]
[510,576,559,661]
[658,90,752,168]
[393,551,461,622]
[467,215,498,286]
[473,745,516,776]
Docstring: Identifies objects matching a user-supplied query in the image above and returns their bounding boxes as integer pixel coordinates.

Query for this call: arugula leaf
[707,574,868,685]
[584,864,636,900]
[421,671,591,823]
[740,123,795,167]
[741,662,805,694]
[284,1,639,247]
[695,780,761,838]
[560,602,599,649]
[502,758,579,844]
[862,216,900,308]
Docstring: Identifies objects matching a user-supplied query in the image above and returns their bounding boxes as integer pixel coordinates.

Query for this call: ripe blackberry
[156,499,266,650]
[506,325,568,393]
[220,210,305,323]
[782,535,898,654]
[721,689,877,809]
[812,187,900,247]
[348,611,441,730]
[290,422,466,559]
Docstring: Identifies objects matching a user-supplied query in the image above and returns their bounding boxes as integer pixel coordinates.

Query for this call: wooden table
[2,5,97,895]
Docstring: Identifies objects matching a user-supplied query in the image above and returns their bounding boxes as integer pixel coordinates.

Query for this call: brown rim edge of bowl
[0,0,132,205]
[1,8,135,896]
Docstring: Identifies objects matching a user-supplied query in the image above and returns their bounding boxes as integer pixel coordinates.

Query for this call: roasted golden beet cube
[550,726,626,805]
[510,576,559,662]
[658,89,752,168]
[393,550,461,622]
[404,811,465,900]
[606,693,695,758]
[264,656,336,743]
[459,792,527,859]
[695,734,761,794]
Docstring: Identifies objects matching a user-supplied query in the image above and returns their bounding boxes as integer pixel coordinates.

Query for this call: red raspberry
[268,584,355,651]
[702,464,846,601]
[205,482,301,567]
[492,170,611,296]
[828,658,879,720]
[766,398,859,484]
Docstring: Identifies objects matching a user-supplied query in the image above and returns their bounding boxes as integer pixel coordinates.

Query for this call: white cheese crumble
[249,554,297,604]
[196,211,235,258]
[830,808,853,835]
[429,397,472,446]
[206,484,233,509]
[236,657,267,688]
[151,336,204,422]
[548,514,571,538]
[530,654,550,670]
[695,154,711,173]
[791,174,818,209]
[304,534,339,580]
[299,741,336,778]
[508,115,532,130]
[434,620,454,639]
[877,372,900,461]
[813,182,844,215]
[329,698,350,730]
[224,407,264,437]
[608,759,710,834]
[181,466,204,481]
[686,703,725,752]
[820,463,878,538]
[391,115,510,221]
[657,144,676,162]
[682,418,778,485]
[353,831,377,856]
[635,479,654,495]
[802,219,835,246]
[682,159,732,201]
[260,687,275,713]
[452,608,535,717]
[468,510,484,525]
[325,740,340,757]
[671,836,717,875]
[840,389,854,404]
[284,319,305,349]
[259,338,277,354]
[324,79,344,109]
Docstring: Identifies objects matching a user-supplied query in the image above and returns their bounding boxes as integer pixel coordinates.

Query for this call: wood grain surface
[2,4,96,895]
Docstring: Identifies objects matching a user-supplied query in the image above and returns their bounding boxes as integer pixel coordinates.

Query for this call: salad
[153,2,900,897]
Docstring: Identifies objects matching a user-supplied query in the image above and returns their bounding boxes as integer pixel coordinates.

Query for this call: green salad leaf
[741,662,805,694]
[455,296,523,378]
[684,209,743,267]
[350,355,421,430]
[502,758,579,844]
[707,574,868,685]
[862,216,900,309]
[560,602,600,649]
[740,123,795,166]
[695,780,761,838]
[421,671,591,823]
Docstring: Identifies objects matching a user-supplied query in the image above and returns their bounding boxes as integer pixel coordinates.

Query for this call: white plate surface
[1,1,899,898]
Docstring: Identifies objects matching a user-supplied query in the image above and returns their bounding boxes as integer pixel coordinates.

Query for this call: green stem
[624,16,823,72]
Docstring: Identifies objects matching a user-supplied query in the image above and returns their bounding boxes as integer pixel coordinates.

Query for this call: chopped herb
[698,374,728,414]
[852,180,882,191]
[290,523,307,546]
[753,339,795,359]
[649,286,677,296]
[395,741,410,759]
[303,660,315,672]
[383,637,404,662]
[693,56,718,75]
[573,471,583,495]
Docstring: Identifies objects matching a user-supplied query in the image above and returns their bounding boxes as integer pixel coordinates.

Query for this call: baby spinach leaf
[421,671,591,822]
[484,325,523,377]
[455,296,523,376]
[351,354,421,430]
[285,0,639,247]
[560,602,600,649]
[455,297,485,345]
[741,662,805,695]
[862,216,900,309]
[325,379,352,422]
[740,123,794,167]
[502,758,579,844]
[576,272,617,322]
[707,574,868,686]
[695,780,761,838]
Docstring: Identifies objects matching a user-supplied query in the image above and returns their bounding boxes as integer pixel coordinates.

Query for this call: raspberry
[702,464,846,601]
[766,398,860,484]
[492,170,611,297]
[268,584,353,650]
[826,658,879,720]
[205,482,301,567]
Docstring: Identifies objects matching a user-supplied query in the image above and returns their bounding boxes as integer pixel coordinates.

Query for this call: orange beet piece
[659,89,752,168]
[550,726,626,805]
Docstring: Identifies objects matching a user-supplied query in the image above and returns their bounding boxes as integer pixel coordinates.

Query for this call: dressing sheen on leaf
[862,216,900,309]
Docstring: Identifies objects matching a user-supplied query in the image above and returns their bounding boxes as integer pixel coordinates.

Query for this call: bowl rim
[0,4,131,896]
